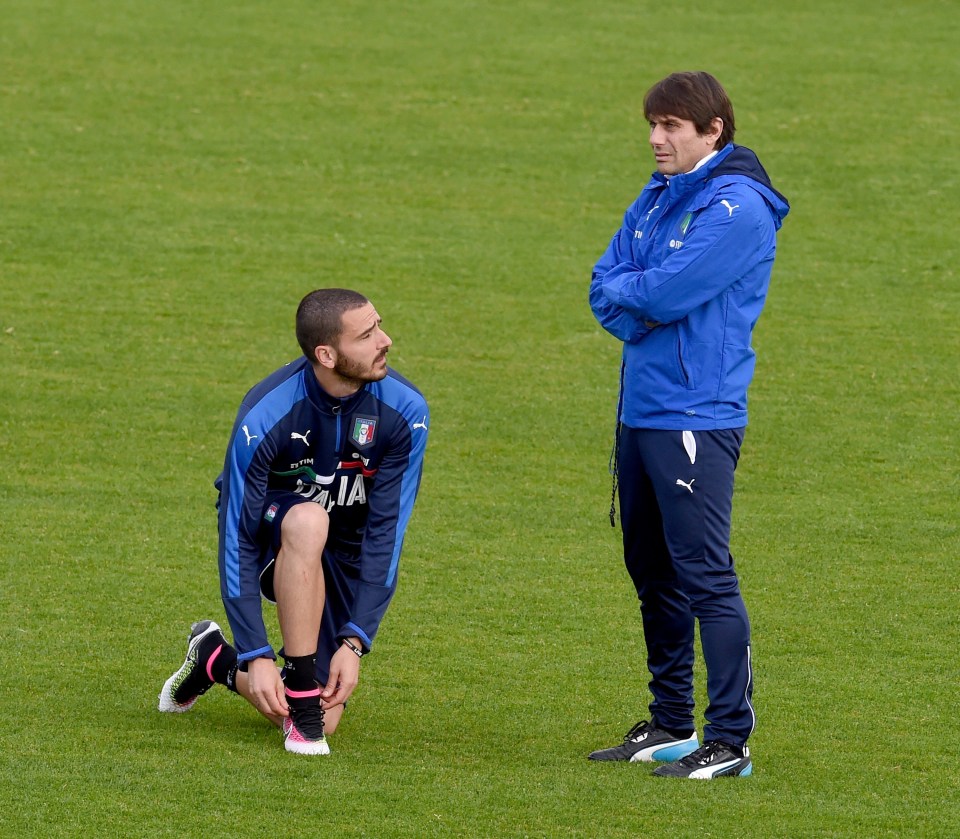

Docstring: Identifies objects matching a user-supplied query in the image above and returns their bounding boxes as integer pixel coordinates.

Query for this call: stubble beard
[333,351,388,388]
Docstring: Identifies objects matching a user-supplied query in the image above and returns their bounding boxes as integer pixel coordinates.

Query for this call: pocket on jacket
[675,326,695,390]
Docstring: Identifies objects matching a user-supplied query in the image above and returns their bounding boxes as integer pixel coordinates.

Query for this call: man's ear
[314,344,336,369]
[709,117,724,145]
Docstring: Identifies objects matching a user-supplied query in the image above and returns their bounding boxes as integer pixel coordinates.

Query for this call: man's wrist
[340,637,366,658]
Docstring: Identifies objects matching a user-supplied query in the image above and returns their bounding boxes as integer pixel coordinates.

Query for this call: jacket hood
[710,144,790,226]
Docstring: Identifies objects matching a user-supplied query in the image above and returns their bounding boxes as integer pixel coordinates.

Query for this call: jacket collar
[303,366,370,415]
[651,143,736,197]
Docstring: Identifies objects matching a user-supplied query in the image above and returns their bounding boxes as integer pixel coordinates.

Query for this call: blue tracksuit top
[590,143,790,430]
[214,358,429,660]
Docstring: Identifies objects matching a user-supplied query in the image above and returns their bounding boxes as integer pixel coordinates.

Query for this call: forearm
[590,274,654,343]
[601,200,765,323]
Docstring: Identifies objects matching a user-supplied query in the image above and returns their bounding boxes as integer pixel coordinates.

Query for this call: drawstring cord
[608,362,625,528]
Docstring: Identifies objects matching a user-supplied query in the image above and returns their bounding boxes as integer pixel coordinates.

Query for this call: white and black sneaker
[158,621,228,713]
[588,719,699,763]
[653,740,752,778]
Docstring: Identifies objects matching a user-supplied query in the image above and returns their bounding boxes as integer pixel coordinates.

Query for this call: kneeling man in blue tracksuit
[158,288,429,757]
[588,71,789,778]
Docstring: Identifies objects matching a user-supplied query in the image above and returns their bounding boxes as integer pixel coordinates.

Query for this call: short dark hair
[644,71,736,149]
[296,288,369,362]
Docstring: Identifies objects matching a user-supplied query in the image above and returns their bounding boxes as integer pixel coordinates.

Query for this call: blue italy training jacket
[215,358,428,661]
[590,143,790,430]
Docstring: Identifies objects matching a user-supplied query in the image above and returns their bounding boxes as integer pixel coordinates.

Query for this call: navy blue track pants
[617,425,754,746]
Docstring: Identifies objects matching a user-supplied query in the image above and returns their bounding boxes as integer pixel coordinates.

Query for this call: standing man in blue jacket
[587,72,789,778]
[158,288,429,756]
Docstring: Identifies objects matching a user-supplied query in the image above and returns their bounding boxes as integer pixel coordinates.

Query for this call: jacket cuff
[338,622,373,650]
[237,645,275,662]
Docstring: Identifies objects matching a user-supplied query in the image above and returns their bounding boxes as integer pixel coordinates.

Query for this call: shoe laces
[681,741,733,766]
[289,702,326,740]
[623,720,653,741]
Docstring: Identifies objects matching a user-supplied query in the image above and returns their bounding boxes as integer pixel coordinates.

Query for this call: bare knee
[280,503,330,556]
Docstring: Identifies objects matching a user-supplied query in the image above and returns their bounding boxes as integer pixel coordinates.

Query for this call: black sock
[207,641,239,691]
[282,653,319,694]
[224,662,239,693]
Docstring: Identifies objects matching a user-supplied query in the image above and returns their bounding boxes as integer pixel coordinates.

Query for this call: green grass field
[2,1,958,836]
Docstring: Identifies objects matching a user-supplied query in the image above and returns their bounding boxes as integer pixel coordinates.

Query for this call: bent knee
[280,502,330,548]
[324,707,344,735]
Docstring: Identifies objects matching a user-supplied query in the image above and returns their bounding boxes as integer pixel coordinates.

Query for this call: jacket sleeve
[600,188,772,324]
[217,412,277,661]
[339,406,428,650]
[590,215,654,344]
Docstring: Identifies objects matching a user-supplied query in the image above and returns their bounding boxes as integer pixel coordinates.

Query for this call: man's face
[331,302,392,384]
[648,114,720,176]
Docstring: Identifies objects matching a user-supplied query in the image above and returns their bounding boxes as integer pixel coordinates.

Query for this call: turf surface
[2,1,957,836]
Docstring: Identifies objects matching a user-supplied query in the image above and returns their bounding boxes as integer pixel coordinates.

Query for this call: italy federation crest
[351,416,377,447]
